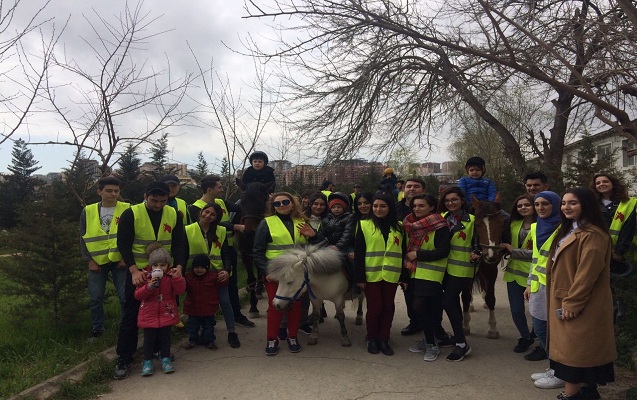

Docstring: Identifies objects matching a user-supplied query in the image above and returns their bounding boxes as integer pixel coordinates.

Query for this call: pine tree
[189,151,209,183]
[0,140,42,228]
[148,133,175,178]
[563,133,624,188]
[117,144,147,202]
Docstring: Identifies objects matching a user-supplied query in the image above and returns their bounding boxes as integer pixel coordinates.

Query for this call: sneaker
[436,334,454,348]
[278,327,288,341]
[90,329,103,339]
[513,337,534,353]
[141,360,154,376]
[298,324,313,335]
[228,332,241,348]
[235,315,256,328]
[409,339,426,353]
[524,346,548,361]
[113,361,130,380]
[182,341,197,350]
[534,374,565,389]
[161,357,175,374]
[446,344,472,362]
[265,339,279,356]
[174,321,185,329]
[423,344,440,362]
[207,342,218,350]
[287,337,301,353]
[531,367,554,381]
[153,352,175,361]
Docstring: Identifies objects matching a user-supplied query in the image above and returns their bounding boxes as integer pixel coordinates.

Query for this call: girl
[304,192,329,230]
[354,193,406,356]
[253,192,323,356]
[547,188,615,400]
[500,194,536,354]
[135,246,186,376]
[353,192,374,224]
[404,194,450,362]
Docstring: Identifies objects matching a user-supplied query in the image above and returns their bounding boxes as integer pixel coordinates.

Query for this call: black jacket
[320,212,354,251]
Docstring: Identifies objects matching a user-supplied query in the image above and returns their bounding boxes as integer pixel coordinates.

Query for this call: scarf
[403,212,449,271]
[534,191,561,249]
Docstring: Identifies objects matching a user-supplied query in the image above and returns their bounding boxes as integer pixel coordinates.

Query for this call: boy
[80,176,130,339]
[322,192,355,288]
[241,151,276,191]
[457,156,497,202]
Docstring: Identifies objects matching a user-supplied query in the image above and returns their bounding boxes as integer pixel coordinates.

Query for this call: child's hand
[148,277,158,289]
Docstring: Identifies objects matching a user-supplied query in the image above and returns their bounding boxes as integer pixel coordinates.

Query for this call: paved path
[103,279,562,400]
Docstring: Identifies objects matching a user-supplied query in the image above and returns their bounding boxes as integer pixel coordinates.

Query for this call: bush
[614,271,637,369]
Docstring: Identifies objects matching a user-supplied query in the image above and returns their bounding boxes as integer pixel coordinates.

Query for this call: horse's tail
[267,244,343,277]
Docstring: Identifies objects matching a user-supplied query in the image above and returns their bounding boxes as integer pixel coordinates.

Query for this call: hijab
[534,190,561,249]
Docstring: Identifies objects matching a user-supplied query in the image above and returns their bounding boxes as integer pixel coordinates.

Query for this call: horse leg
[241,253,260,318]
[307,299,320,346]
[461,284,473,335]
[355,293,364,326]
[485,270,499,339]
[335,299,351,347]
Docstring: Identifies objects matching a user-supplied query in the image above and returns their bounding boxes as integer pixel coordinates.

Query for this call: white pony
[268,244,356,347]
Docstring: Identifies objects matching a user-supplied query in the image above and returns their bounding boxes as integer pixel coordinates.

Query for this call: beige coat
[546,224,617,368]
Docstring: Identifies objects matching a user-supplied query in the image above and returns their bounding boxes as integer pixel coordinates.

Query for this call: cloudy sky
[1,0,450,174]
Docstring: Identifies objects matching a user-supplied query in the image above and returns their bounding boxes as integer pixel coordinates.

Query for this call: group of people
[81,151,623,400]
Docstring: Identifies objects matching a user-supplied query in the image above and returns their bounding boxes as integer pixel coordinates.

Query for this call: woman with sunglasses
[253,192,323,356]
[500,194,537,354]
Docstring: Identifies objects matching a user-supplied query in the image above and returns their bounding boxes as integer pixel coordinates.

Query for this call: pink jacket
[135,267,186,328]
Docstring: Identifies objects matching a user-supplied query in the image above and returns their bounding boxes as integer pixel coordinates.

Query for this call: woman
[354,193,406,356]
[353,192,374,223]
[404,194,450,362]
[305,192,329,230]
[547,188,615,400]
[437,186,477,362]
[253,192,322,356]
[184,203,240,349]
[500,194,536,354]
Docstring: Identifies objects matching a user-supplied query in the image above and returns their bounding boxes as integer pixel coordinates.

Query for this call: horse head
[472,197,505,264]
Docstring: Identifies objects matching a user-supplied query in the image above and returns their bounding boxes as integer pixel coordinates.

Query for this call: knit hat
[465,156,486,171]
[249,151,269,164]
[192,254,210,271]
[328,192,350,210]
[384,167,394,175]
[148,248,171,266]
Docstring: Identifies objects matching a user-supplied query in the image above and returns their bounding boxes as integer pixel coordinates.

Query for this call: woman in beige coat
[546,187,616,400]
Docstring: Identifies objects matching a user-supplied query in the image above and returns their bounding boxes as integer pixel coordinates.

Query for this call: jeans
[507,281,531,339]
[88,262,127,332]
[532,316,547,351]
[187,315,216,345]
[226,247,243,318]
[116,269,142,364]
[218,284,235,331]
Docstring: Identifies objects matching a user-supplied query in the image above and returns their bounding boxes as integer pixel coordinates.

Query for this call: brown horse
[461,197,507,339]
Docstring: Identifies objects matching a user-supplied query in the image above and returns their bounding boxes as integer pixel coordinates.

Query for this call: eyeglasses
[445,198,461,204]
[273,199,291,207]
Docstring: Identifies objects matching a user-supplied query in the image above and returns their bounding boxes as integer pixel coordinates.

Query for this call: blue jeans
[532,316,547,351]
[227,247,242,318]
[507,281,531,339]
[88,262,127,332]
[187,316,216,345]
[219,284,235,331]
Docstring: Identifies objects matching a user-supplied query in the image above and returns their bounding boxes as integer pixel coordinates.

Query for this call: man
[396,177,426,221]
[113,181,186,380]
[396,179,405,201]
[320,180,335,197]
[159,174,190,225]
[80,176,129,339]
[350,184,362,213]
[188,175,254,328]
[524,172,550,196]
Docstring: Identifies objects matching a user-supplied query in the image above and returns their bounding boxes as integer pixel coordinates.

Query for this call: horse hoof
[463,328,471,335]
[342,338,352,347]
[249,311,260,319]
[469,305,475,313]
[307,337,318,346]
[355,317,363,326]
[487,331,500,339]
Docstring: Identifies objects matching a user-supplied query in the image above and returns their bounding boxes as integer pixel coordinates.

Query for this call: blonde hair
[266,192,308,221]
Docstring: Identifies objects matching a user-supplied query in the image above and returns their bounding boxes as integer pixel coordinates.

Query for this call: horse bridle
[273,267,318,303]
[477,242,510,261]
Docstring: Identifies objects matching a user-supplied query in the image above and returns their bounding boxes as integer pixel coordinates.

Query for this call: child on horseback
[457,156,497,202]
[241,151,276,192]
[321,192,356,289]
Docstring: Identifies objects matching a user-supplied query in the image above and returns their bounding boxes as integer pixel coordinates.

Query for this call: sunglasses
[273,199,292,207]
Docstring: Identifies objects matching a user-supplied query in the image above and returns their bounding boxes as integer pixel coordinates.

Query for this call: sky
[0,0,451,174]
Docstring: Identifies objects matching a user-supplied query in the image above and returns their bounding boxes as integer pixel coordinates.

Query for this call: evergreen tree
[189,151,209,183]
[148,133,175,178]
[64,151,99,208]
[422,175,441,197]
[0,139,42,228]
[117,144,146,202]
[563,133,624,189]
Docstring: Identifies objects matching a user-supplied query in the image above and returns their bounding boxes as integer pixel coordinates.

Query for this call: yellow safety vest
[529,223,559,293]
[215,198,234,246]
[414,230,447,284]
[264,216,308,261]
[442,212,476,278]
[130,204,177,269]
[174,197,189,225]
[503,220,533,287]
[360,220,404,283]
[82,201,130,264]
[608,198,637,246]
[185,222,227,271]
[321,190,332,198]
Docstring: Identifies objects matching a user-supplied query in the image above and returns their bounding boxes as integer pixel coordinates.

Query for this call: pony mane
[267,245,343,280]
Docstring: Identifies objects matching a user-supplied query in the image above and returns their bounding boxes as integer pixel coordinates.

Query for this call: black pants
[403,278,417,327]
[142,327,171,360]
[414,294,443,344]
[116,269,141,364]
[227,247,243,318]
[442,274,472,344]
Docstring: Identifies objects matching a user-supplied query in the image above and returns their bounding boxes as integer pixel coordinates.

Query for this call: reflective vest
[529,223,559,293]
[82,201,130,264]
[131,204,177,269]
[414,230,447,284]
[185,222,227,271]
[442,212,476,278]
[321,190,332,198]
[608,198,637,246]
[264,215,308,261]
[174,197,189,225]
[215,198,234,246]
[503,220,533,287]
[360,220,404,283]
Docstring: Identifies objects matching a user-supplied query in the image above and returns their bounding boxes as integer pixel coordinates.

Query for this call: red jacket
[135,268,186,328]
[184,270,228,317]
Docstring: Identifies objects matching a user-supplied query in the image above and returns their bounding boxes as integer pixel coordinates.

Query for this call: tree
[0,139,42,228]
[147,133,176,179]
[63,151,100,208]
[117,143,146,202]
[563,133,624,189]
[244,0,637,187]
[189,151,209,183]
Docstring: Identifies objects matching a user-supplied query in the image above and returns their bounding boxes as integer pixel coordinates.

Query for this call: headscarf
[534,190,561,249]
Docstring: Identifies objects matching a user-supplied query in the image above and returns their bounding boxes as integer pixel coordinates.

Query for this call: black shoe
[524,346,548,361]
[367,339,379,354]
[513,337,534,353]
[278,327,288,341]
[228,332,241,348]
[287,337,301,353]
[378,341,394,356]
[578,386,601,400]
[235,315,255,328]
[90,329,103,339]
[298,324,312,335]
[113,361,130,380]
[436,332,454,348]
[265,339,279,356]
[400,324,420,336]
[446,344,472,362]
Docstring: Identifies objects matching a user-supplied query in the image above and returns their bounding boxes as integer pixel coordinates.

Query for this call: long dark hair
[353,192,374,223]
[437,186,467,213]
[553,187,608,245]
[371,193,402,233]
[590,173,629,203]
[304,192,329,218]
[199,202,223,243]
[509,194,537,222]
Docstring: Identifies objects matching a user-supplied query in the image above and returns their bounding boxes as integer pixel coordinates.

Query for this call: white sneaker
[423,344,440,362]
[531,368,553,381]
[534,374,565,389]
[409,339,425,353]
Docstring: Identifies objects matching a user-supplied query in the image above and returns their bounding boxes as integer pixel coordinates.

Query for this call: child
[182,254,228,350]
[241,151,276,191]
[135,247,186,376]
[379,167,398,195]
[322,192,355,288]
[457,156,497,202]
